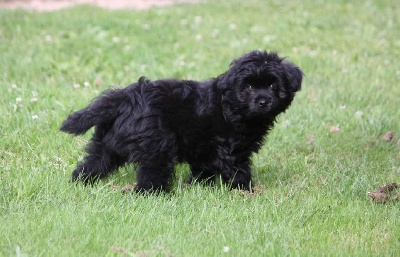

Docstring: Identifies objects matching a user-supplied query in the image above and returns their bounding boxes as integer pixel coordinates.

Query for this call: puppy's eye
[269,84,275,90]
[247,85,253,91]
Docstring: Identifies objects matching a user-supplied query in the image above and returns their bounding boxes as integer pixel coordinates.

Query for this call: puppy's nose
[258,99,267,107]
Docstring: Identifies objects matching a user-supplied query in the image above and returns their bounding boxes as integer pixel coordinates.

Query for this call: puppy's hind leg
[72,129,125,184]
[135,154,175,193]
[72,148,124,184]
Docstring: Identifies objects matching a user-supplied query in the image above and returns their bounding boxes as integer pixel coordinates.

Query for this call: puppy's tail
[60,88,126,135]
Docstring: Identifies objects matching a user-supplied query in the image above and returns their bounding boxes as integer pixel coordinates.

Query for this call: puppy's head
[219,50,303,118]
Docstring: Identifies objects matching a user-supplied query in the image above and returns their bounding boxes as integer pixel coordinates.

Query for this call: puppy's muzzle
[256,95,273,110]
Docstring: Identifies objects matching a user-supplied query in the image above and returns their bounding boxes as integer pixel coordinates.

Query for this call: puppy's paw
[71,167,100,185]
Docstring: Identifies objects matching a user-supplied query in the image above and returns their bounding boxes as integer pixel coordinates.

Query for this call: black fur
[60,50,303,193]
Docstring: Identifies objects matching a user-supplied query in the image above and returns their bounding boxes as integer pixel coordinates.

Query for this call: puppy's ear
[216,68,236,92]
[217,51,260,92]
[282,61,303,92]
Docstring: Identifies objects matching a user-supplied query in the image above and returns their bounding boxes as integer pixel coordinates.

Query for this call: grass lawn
[1,0,399,256]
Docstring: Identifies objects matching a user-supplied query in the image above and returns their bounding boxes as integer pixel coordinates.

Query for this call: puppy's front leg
[186,162,216,185]
[219,158,253,191]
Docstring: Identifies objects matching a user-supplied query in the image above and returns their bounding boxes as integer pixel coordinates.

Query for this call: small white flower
[223,246,230,253]
[112,37,120,43]
[142,24,150,30]
[355,111,363,119]
[31,97,38,102]
[309,50,318,56]
[84,81,90,88]
[73,84,80,89]
[340,105,346,110]
[211,29,220,37]
[32,115,38,119]
[12,84,18,89]
[229,23,237,30]
[180,19,188,25]
[45,35,52,42]
[16,97,22,102]
[194,16,202,24]
[281,119,291,128]
[195,34,203,41]
[263,35,276,43]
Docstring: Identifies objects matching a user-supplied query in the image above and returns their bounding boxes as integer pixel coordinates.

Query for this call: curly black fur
[60,50,303,193]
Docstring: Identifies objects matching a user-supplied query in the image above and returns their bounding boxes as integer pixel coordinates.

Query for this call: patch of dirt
[111,183,137,193]
[233,184,267,198]
[368,182,399,204]
[380,131,395,142]
[121,183,136,193]
[0,0,201,11]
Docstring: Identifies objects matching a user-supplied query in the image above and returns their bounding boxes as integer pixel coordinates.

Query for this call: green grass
[1,0,400,256]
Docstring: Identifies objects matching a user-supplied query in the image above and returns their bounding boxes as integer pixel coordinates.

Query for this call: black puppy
[61,50,303,192]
